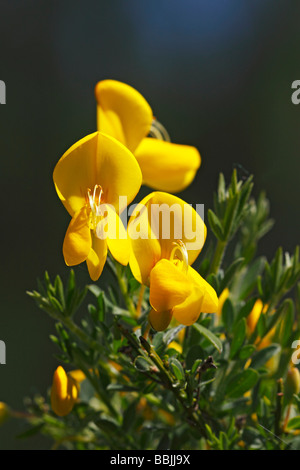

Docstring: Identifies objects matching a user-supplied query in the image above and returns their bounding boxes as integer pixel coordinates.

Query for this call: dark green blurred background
[0,0,299,449]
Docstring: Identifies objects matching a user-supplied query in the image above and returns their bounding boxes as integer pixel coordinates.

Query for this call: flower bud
[50,366,79,417]
[285,367,300,403]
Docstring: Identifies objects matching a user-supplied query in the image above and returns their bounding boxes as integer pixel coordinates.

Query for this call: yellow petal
[95,80,153,153]
[96,133,142,213]
[54,132,142,217]
[63,206,91,266]
[51,366,76,417]
[172,266,218,326]
[128,192,206,283]
[128,198,162,285]
[172,291,204,326]
[149,259,192,312]
[135,138,201,193]
[68,369,86,384]
[86,234,107,281]
[149,308,173,332]
[247,299,264,334]
[216,287,229,317]
[53,132,99,216]
[186,265,219,313]
[96,204,130,266]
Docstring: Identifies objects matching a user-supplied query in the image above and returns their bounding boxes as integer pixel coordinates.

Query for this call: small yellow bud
[285,367,300,403]
[0,402,10,425]
[167,341,182,354]
[216,288,229,318]
[50,366,79,417]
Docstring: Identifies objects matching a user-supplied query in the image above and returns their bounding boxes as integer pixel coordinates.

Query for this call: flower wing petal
[96,204,130,266]
[63,206,91,266]
[86,234,107,281]
[96,133,142,213]
[95,80,153,153]
[149,259,192,312]
[135,138,201,193]
[53,132,99,216]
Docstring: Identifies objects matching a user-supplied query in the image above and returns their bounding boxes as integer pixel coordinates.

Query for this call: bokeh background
[0,0,299,449]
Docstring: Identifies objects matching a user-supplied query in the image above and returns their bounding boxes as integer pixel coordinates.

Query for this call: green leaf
[169,357,185,382]
[192,323,223,353]
[250,344,281,370]
[207,209,225,241]
[229,318,246,359]
[239,344,256,360]
[16,423,45,439]
[219,257,244,292]
[236,258,266,300]
[222,298,235,330]
[278,300,294,347]
[134,356,154,373]
[287,416,300,430]
[226,369,259,398]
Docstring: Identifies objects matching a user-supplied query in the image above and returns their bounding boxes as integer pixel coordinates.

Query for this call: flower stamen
[87,184,103,230]
[149,119,171,142]
[169,240,188,273]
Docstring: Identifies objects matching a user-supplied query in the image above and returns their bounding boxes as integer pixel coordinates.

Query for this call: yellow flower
[51,366,80,417]
[53,131,142,280]
[128,192,218,330]
[95,80,201,193]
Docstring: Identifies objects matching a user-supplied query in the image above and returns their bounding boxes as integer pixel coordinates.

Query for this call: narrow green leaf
[193,323,223,353]
[229,318,246,359]
[207,209,225,241]
[226,368,259,398]
[250,344,281,370]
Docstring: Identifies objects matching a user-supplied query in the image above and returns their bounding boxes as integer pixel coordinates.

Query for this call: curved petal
[134,192,206,265]
[54,132,142,217]
[172,290,204,326]
[96,133,142,212]
[96,204,130,266]
[53,132,99,216]
[149,308,173,332]
[172,266,218,326]
[128,198,162,285]
[149,259,191,312]
[135,138,201,193]
[86,234,107,281]
[186,265,219,313]
[95,80,153,153]
[63,206,91,266]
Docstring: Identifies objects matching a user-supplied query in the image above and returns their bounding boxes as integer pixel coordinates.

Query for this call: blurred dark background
[0,0,299,449]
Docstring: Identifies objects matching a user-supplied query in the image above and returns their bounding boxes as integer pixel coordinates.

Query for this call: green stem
[210,240,227,275]
[140,337,207,437]
[115,263,136,317]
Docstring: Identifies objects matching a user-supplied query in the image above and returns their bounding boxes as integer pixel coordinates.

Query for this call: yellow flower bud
[285,367,300,403]
[0,402,10,425]
[216,288,229,318]
[50,366,79,417]
[168,341,183,354]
